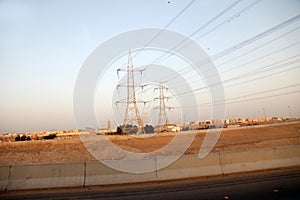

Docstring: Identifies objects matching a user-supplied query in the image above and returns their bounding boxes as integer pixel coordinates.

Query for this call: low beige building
[163,124,180,132]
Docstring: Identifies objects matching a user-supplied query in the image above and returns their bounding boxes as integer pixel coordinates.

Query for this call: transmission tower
[153,82,173,132]
[107,120,111,130]
[115,50,147,134]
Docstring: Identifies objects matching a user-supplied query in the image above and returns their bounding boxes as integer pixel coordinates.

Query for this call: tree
[43,133,57,140]
[21,135,27,141]
[117,124,138,135]
[144,124,154,134]
[116,126,123,135]
[15,135,21,141]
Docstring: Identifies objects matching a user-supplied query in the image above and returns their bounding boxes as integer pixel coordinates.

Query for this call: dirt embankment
[1,122,300,165]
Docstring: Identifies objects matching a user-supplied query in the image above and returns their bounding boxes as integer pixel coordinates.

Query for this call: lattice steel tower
[154,82,173,132]
[115,51,146,134]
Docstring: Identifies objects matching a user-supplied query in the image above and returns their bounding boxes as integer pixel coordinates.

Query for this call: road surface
[1,167,300,200]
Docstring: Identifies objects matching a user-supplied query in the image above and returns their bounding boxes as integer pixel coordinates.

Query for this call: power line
[164,38,300,90]
[157,0,262,62]
[118,4,300,101]
[228,83,300,100]
[152,11,300,68]
[201,83,300,106]
[151,0,242,64]
[123,0,197,64]
[194,64,300,95]
[114,6,300,106]
[152,13,300,83]
[194,0,262,40]
[114,9,300,114]
[168,40,300,89]
[188,57,300,95]
[133,51,300,105]
[218,25,300,67]
[212,13,300,59]
[219,90,300,106]
[176,89,300,109]
[170,55,300,97]
[138,53,300,99]
[224,65,300,90]
[138,16,300,94]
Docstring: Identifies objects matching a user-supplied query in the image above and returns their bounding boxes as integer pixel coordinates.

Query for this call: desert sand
[0,122,299,165]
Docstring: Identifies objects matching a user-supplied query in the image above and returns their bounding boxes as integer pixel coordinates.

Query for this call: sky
[0,0,300,133]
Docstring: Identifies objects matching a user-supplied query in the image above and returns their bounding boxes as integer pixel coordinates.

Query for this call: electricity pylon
[153,82,173,132]
[107,120,111,130]
[115,50,147,134]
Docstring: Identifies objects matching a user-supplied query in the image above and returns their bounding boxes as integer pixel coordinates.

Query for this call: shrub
[144,124,154,134]
[21,135,27,141]
[15,135,21,141]
[43,133,57,140]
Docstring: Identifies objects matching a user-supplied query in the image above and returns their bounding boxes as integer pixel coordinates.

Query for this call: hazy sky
[1,0,300,133]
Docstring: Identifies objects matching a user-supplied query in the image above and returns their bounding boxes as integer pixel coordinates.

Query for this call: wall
[0,145,299,191]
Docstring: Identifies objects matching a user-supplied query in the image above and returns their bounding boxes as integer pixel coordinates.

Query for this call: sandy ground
[0,122,299,165]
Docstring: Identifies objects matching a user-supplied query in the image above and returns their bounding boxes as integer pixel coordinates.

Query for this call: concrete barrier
[156,153,222,180]
[219,147,280,174]
[0,166,10,192]
[6,162,84,190]
[1,145,300,191]
[85,158,157,186]
[274,145,300,168]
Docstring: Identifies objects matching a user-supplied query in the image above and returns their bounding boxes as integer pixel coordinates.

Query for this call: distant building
[96,129,116,134]
[163,124,180,132]
[227,124,240,128]
[258,118,266,123]
[225,119,231,124]
[271,117,284,122]
[238,118,246,124]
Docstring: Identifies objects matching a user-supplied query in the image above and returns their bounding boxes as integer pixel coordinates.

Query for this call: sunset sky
[1,0,300,133]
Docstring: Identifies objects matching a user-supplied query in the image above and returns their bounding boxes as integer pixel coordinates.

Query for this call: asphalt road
[1,167,300,200]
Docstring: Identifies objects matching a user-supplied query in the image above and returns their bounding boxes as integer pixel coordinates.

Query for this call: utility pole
[288,105,291,118]
[115,50,147,134]
[153,82,173,132]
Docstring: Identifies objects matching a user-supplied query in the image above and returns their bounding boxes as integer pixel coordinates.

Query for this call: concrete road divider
[219,147,279,174]
[85,158,157,186]
[1,145,300,191]
[156,153,222,180]
[274,145,300,168]
[6,162,84,191]
[0,166,10,191]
